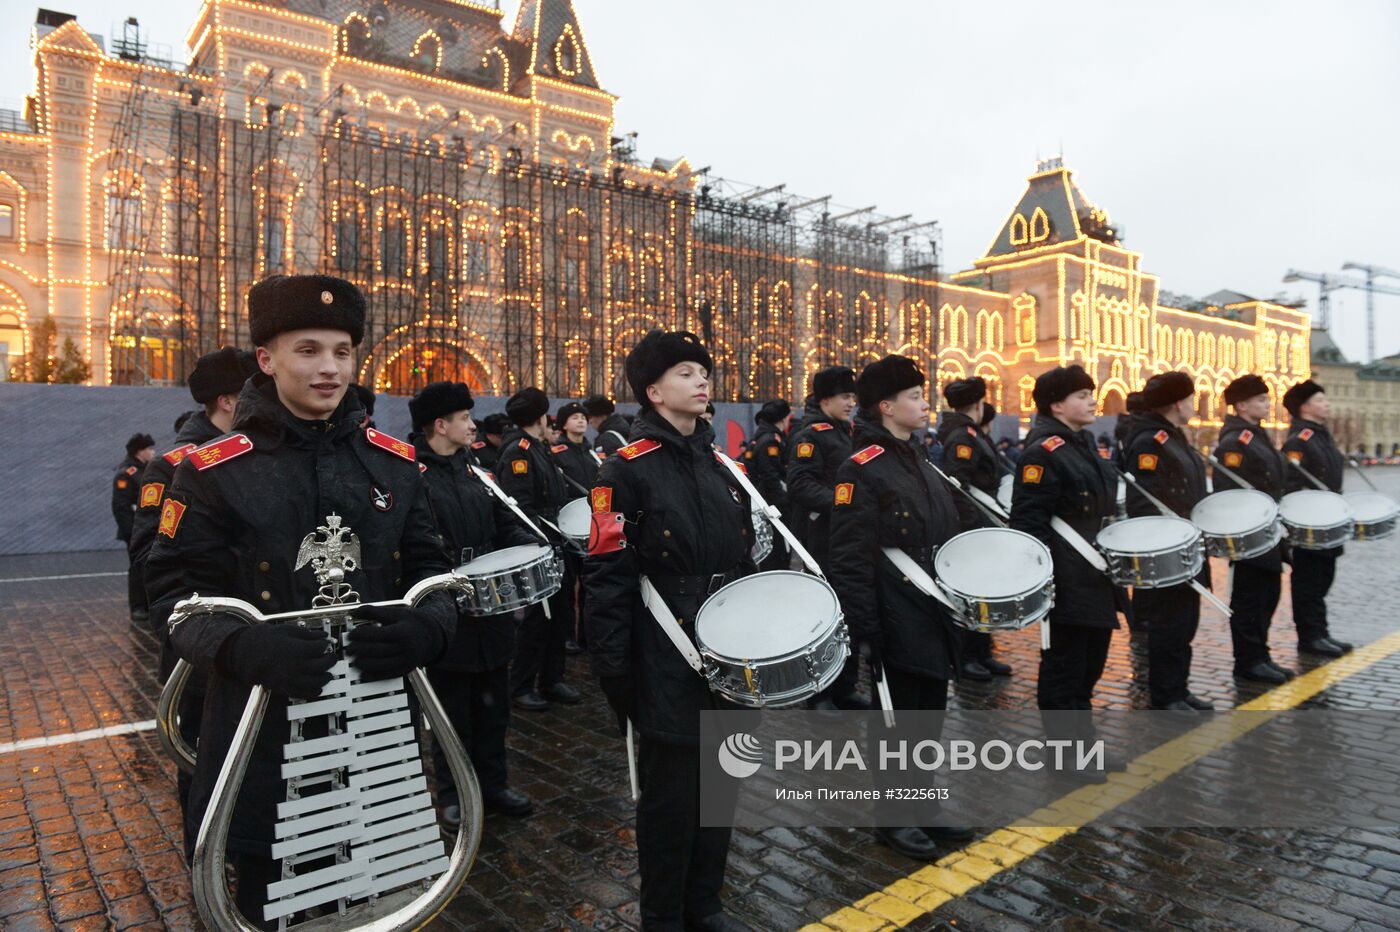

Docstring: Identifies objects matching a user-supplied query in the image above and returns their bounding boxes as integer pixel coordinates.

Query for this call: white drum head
[697,571,838,658]
[1279,490,1352,528]
[996,474,1013,511]
[460,544,551,574]
[1345,492,1400,524]
[1097,516,1198,553]
[558,498,592,539]
[935,528,1052,597]
[1191,490,1277,535]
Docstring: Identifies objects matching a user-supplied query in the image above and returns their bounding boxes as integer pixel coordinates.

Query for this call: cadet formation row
[105,272,1371,931]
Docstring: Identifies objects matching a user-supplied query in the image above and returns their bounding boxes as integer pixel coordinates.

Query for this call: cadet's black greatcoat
[496,428,570,524]
[594,412,634,458]
[936,411,1003,531]
[1121,412,1210,706]
[132,411,223,607]
[1212,413,1287,670]
[829,418,963,681]
[785,402,853,569]
[553,436,601,497]
[112,455,142,542]
[744,419,788,510]
[1282,418,1346,644]
[1010,416,1123,716]
[469,439,499,470]
[147,377,454,855]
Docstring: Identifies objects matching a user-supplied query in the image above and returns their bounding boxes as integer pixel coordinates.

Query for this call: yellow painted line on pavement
[803,628,1400,932]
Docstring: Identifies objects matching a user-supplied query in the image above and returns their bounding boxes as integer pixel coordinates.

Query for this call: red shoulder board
[551,443,569,454]
[1239,429,1253,445]
[811,422,833,431]
[365,428,416,462]
[851,444,885,465]
[715,450,747,473]
[1298,428,1314,441]
[163,443,197,466]
[190,434,253,471]
[418,462,427,473]
[470,441,486,450]
[519,438,531,451]
[618,438,661,461]
[124,465,138,475]
[1041,436,1065,452]
[1154,430,1169,445]
[967,426,977,437]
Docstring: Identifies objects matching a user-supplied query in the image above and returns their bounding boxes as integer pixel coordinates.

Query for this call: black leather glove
[219,624,337,700]
[860,632,886,682]
[599,675,633,738]
[345,604,448,681]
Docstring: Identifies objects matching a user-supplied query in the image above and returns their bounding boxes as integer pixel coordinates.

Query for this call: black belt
[646,568,741,599]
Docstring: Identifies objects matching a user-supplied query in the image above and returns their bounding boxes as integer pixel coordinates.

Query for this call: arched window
[1277,332,1290,374]
[1198,332,1215,369]
[0,204,14,240]
[412,31,442,73]
[1014,293,1036,345]
[1009,214,1028,246]
[105,173,143,250]
[1018,374,1035,413]
[1238,339,1254,371]
[1175,329,1192,366]
[342,14,371,56]
[1029,206,1050,242]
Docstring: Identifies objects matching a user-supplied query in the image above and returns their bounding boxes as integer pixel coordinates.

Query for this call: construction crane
[1282,268,1400,362]
[1342,262,1400,363]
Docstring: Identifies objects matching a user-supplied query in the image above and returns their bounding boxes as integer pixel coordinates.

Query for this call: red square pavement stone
[147,873,193,913]
[95,866,146,902]
[0,862,42,890]
[86,847,136,875]
[49,888,103,923]
[3,910,59,932]
[57,915,112,932]
[109,893,160,929]
[161,904,202,931]
[44,868,95,896]
[0,882,47,919]
[36,832,80,859]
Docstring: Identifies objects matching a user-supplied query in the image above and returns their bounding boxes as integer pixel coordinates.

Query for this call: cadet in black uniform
[146,274,455,922]
[472,413,509,470]
[114,432,155,623]
[1113,391,1147,460]
[1010,366,1125,743]
[586,329,755,932]
[1281,379,1353,658]
[499,387,581,711]
[786,365,866,709]
[829,355,973,860]
[936,376,1013,681]
[552,400,600,653]
[586,393,634,458]
[410,380,539,821]
[129,347,257,830]
[744,399,791,571]
[1214,374,1293,683]
[1120,372,1214,710]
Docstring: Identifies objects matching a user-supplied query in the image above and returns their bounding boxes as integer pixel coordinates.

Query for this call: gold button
[260,590,271,601]
[258,561,270,572]
[661,551,669,558]
[395,577,402,586]
[901,529,907,535]
[392,550,400,559]
[663,530,671,538]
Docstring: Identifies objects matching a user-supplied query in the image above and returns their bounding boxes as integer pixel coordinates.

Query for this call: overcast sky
[4,1,1397,361]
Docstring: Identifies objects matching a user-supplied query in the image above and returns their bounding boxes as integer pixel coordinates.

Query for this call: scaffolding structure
[114,88,945,401]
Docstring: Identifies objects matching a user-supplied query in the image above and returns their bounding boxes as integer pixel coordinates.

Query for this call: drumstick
[926,462,1008,527]
[1203,452,1258,493]
[1189,580,1232,617]
[1040,617,1050,650]
[1121,472,1176,518]
[1286,458,1332,492]
[1346,458,1382,492]
[626,719,639,801]
[875,672,896,728]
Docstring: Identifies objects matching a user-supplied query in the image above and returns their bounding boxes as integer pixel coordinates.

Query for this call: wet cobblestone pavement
[2,470,1399,930]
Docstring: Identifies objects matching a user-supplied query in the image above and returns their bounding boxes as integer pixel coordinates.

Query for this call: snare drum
[1279,490,1354,550]
[751,506,774,563]
[557,497,592,556]
[456,544,563,616]
[1345,491,1400,541]
[696,571,848,708]
[933,528,1054,632]
[1190,489,1282,560]
[996,474,1013,513]
[1096,516,1204,589]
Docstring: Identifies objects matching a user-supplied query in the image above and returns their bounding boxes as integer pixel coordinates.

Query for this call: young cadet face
[648,361,710,415]
[881,385,930,433]
[257,329,355,420]
[820,391,858,422]
[1299,391,1330,422]
[564,412,588,437]
[1052,388,1098,429]
[433,409,474,450]
[1233,393,1271,423]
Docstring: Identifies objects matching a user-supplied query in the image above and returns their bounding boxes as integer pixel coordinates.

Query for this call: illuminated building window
[1198,332,1215,369]
[382,215,409,277]
[1029,206,1049,242]
[611,256,631,301]
[0,204,13,240]
[563,258,581,303]
[105,175,142,250]
[640,255,660,305]
[503,229,526,290]
[412,32,443,74]
[161,182,200,256]
[262,211,286,273]
[1239,339,1254,371]
[0,310,23,381]
[1219,338,1234,370]
[335,205,360,271]
[1175,329,1192,366]
[342,14,371,56]
[1277,332,1290,374]
[1018,375,1035,413]
[1009,214,1028,246]
[1014,293,1036,345]
[464,233,489,285]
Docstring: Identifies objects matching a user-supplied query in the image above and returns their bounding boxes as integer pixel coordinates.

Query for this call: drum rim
[557,497,592,537]
[1096,516,1202,555]
[457,543,554,572]
[695,570,842,661]
[700,620,846,671]
[1278,489,1354,529]
[935,527,1053,600]
[1191,489,1279,534]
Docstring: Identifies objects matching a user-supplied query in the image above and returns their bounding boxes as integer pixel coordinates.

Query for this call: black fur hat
[409,381,475,431]
[1125,390,1147,414]
[1142,371,1194,409]
[756,399,791,424]
[856,355,925,410]
[1223,374,1269,406]
[126,433,155,456]
[582,394,615,417]
[506,387,550,426]
[479,413,510,437]
[351,383,376,417]
[942,376,986,409]
[980,402,997,427]
[1282,379,1324,417]
[554,401,587,432]
[624,330,713,409]
[811,365,857,400]
[174,411,194,432]
[188,347,258,404]
[247,274,366,346]
[1032,365,1096,415]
